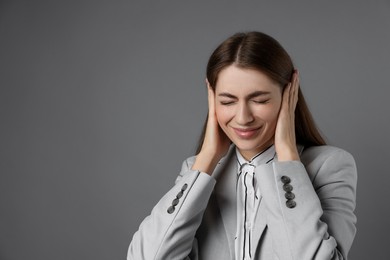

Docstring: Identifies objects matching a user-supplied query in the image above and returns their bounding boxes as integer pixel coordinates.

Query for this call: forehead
[215,65,280,94]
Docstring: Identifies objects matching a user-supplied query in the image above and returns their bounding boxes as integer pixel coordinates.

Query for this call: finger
[206,79,216,118]
[284,83,291,102]
[281,82,291,112]
[205,78,211,88]
[289,70,299,109]
[292,70,299,107]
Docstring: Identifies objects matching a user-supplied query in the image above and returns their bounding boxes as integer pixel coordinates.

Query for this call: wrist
[277,146,300,161]
[191,152,220,175]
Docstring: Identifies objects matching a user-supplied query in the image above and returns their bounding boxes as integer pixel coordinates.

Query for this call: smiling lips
[232,126,262,139]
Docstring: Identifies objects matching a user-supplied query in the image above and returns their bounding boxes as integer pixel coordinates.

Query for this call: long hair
[196,31,326,154]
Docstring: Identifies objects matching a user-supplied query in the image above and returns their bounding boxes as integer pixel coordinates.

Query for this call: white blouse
[235,145,276,260]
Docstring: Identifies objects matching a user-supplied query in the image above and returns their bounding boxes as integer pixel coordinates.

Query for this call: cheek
[254,104,281,123]
[215,105,232,126]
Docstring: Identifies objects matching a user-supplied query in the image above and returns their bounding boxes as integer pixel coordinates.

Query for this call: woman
[127,32,357,260]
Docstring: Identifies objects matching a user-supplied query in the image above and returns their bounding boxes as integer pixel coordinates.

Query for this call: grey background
[1,1,389,259]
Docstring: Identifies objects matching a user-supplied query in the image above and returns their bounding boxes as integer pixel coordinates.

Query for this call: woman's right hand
[191,80,231,175]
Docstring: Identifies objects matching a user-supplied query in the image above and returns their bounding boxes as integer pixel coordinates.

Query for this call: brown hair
[196,31,326,154]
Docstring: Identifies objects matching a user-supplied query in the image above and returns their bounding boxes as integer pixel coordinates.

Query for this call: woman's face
[215,65,283,160]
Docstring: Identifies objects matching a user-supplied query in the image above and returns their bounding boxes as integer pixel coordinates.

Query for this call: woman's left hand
[274,70,300,161]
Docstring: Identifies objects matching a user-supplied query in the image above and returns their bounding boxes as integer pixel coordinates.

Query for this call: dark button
[286,200,296,208]
[167,206,175,214]
[172,198,180,206]
[283,184,293,192]
[281,175,291,184]
[285,192,295,200]
[181,183,188,191]
[176,191,183,199]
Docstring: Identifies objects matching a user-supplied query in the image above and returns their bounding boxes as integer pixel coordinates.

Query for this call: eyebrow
[218,91,271,99]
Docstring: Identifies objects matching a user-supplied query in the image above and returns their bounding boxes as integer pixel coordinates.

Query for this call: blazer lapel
[212,145,237,260]
[251,197,268,256]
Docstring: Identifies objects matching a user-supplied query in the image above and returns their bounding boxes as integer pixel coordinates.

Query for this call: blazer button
[172,198,180,206]
[167,206,175,214]
[286,200,296,208]
[285,191,295,200]
[281,175,291,184]
[181,183,188,191]
[283,184,293,192]
[176,190,184,199]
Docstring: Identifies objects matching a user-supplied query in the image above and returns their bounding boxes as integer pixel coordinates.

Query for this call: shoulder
[300,145,357,183]
[301,145,355,165]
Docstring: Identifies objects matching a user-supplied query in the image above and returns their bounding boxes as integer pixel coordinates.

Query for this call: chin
[233,140,263,152]
[231,136,274,154]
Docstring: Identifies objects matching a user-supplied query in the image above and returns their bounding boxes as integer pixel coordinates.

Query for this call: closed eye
[220,100,235,105]
[252,99,270,104]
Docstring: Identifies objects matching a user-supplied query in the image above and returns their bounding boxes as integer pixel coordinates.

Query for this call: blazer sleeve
[127,157,215,260]
[256,146,357,260]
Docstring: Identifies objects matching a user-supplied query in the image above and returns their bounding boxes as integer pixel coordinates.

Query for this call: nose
[235,102,254,125]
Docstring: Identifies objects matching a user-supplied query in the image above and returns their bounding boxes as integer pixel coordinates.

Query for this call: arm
[268,71,356,259]
[257,147,357,259]
[127,159,216,260]
[128,80,229,260]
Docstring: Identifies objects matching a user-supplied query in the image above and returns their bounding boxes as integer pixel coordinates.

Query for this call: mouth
[232,126,262,139]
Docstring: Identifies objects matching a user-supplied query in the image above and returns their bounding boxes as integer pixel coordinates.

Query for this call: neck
[238,143,274,161]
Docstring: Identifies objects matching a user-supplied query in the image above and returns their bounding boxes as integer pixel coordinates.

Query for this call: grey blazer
[128,145,357,260]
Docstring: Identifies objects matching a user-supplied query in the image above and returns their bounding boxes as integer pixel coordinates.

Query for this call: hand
[192,80,231,175]
[275,70,300,161]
